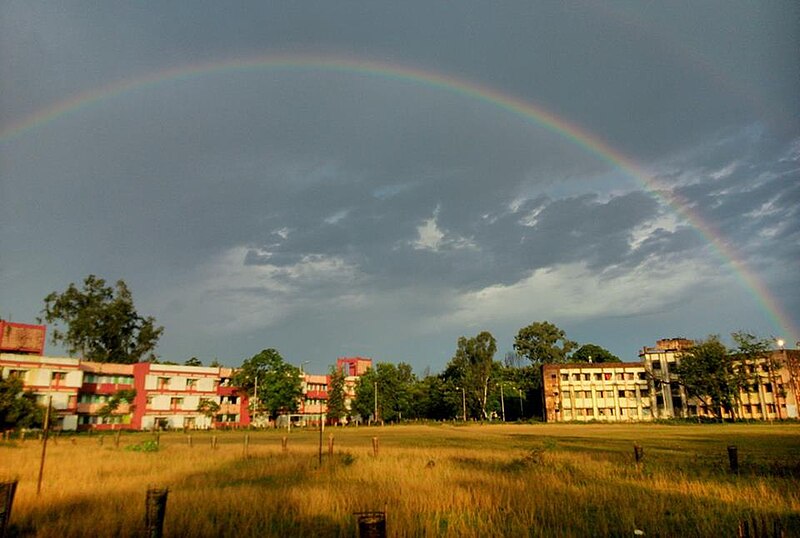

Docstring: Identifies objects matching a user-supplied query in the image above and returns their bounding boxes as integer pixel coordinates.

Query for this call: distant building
[0,321,46,355]
[543,339,800,422]
[0,353,250,431]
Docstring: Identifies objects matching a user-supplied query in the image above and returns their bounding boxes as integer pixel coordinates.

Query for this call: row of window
[560,372,647,382]
[566,389,651,399]
[562,407,653,418]
[84,374,134,384]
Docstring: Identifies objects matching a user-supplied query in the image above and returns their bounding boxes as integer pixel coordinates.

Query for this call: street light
[455,386,466,421]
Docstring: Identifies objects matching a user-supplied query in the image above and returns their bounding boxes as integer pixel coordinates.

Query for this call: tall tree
[352,362,417,423]
[443,331,498,419]
[40,275,163,363]
[0,376,44,430]
[232,349,302,420]
[673,336,736,420]
[326,365,347,424]
[514,321,576,366]
[571,344,619,363]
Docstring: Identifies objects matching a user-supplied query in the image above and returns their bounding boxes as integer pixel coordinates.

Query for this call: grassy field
[2,422,799,537]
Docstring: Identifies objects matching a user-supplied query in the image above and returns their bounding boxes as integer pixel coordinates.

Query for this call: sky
[1,2,798,373]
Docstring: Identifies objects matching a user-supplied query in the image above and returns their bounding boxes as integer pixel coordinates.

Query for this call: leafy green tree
[232,349,302,420]
[514,321,576,366]
[674,336,737,420]
[571,344,619,364]
[184,357,203,367]
[40,275,163,363]
[0,376,44,430]
[410,374,457,420]
[443,331,498,419]
[97,389,136,425]
[352,367,378,421]
[197,398,221,426]
[326,365,347,424]
[352,362,417,423]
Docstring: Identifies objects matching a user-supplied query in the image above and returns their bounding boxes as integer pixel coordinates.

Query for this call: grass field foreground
[1,423,799,536]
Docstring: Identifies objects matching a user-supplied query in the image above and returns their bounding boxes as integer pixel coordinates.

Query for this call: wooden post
[115,430,121,448]
[187,435,192,448]
[99,435,104,446]
[328,433,334,457]
[728,445,739,474]
[145,487,169,538]
[633,444,644,465]
[36,396,52,496]
[211,435,217,450]
[0,480,19,537]
[155,432,160,448]
[243,434,249,457]
[372,436,379,458]
[20,431,25,443]
[282,436,288,453]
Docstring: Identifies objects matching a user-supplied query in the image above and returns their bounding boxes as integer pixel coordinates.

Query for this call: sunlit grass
[2,423,799,536]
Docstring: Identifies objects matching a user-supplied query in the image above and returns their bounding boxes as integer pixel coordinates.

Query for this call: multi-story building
[543,339,800,422]
[337,357,372,417]
[543,362,652,422]
[1,349,250,431]
[300,373,329,423]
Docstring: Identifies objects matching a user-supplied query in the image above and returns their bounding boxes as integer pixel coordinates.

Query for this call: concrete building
[543,339,800,422]
[0,352,250,431]
[543,362,653,422]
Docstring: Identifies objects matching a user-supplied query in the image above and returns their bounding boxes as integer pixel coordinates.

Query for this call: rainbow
[1,53,795,340]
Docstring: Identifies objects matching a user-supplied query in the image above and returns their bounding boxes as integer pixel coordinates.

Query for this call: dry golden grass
[2,423,799,536]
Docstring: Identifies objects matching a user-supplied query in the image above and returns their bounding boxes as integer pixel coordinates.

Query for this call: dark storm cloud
[2,2,798,366]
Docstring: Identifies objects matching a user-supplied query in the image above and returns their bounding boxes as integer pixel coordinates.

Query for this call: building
[543,339,800,422]
[0,321,46,355]
[0,353,250,431]
[299,372,329,424]
[337,357,372,419]
[543,362,653,422]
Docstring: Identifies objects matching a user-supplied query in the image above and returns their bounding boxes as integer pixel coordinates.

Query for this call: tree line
[1,275,791,429]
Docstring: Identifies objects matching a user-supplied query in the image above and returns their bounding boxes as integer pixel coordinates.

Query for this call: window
[170,397,184,408]
[52,371,66,384]
[765,383,773,393]
[616,373,624,381]
[618,390,626,398]
[158,377,170,389]
[638,372,647,380]
[561,374,569,381]
[593,373,602,380]
[572,373,580,381]
[604,373,612,381]
[147,396,154,405]
[186,378,198,390]
[652,362,661,370]
[640,388,649,397]
[583,373,590,381]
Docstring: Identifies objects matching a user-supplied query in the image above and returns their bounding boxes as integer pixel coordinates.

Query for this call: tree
[97,389,136,426]
[326,365,347,424]
[184,357,203,367]
[232,349,302,420]
[571,344,619,364]
[197,398,221,427]
[0,376,44,430]
[352,362,417,423]
[673,336,736,420]
[443,331,498,420]
[514,321,577,366]
[40,275,163,363]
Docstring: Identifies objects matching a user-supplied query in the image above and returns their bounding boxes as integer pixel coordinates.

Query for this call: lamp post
[500,384,505,422]
[518,388,524,418]
[374,381,378,424]
[455,387,466,421]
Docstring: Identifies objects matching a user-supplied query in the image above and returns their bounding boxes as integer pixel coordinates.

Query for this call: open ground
[2,423,799,537]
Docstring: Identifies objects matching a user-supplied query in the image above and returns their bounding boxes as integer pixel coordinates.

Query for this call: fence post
[372,437,379,458]
[145,487,169,538]
[282,436,288,453]
[244,434,249,457]
[633,444,644,465]
[115,430,121,448]
[328,434,334,457]
[0,480,19,538]
[727,445,739,474]
[211,435,217,450]
[187,435,192,448]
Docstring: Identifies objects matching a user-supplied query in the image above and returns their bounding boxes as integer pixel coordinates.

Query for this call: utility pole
[500,384,506,422]
[37,396,52,495]
[373,381,378,423]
